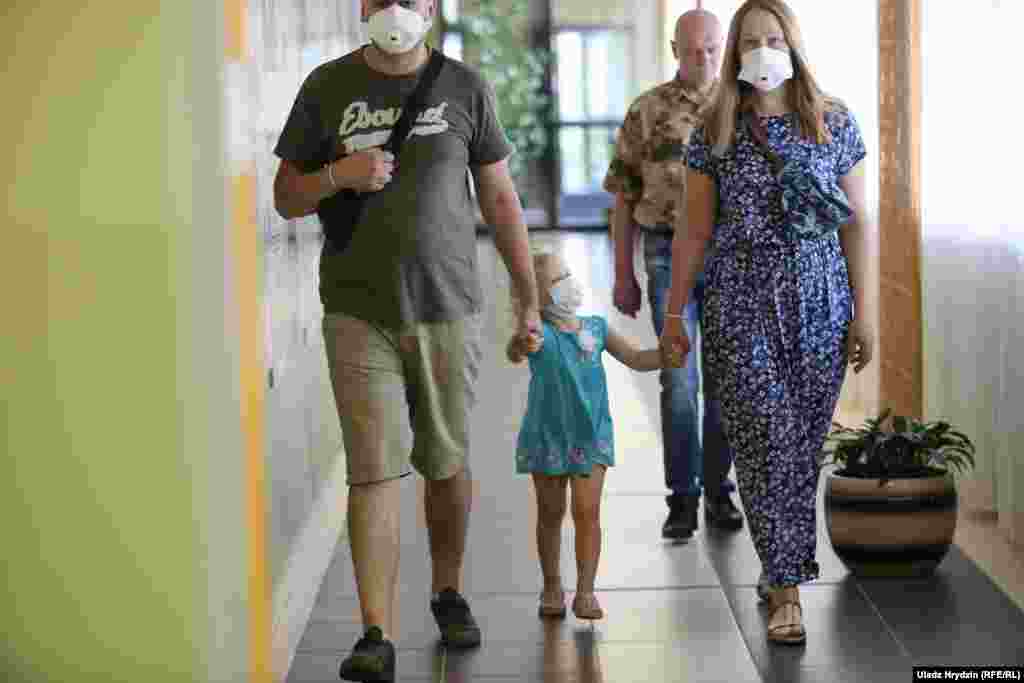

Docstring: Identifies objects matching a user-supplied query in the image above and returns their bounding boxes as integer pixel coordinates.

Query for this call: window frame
[439,2,636,228]
[551,23,635,227]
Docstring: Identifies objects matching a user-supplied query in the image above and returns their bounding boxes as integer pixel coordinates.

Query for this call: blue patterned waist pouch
[745,111,853,240]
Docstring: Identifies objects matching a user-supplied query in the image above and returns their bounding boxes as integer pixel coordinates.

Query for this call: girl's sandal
[572,592,604,620]
[538,589,567,619]
[767,586,806,645]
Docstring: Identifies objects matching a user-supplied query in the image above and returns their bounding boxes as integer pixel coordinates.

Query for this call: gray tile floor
[288,232,1024,682]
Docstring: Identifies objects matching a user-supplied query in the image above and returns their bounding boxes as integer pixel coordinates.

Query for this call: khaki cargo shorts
[322,312,483,485]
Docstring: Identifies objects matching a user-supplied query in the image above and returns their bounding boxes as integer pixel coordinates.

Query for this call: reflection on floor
[287,231,1024,682]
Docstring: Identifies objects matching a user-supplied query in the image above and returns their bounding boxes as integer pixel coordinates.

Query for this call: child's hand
[507,330,542,364]
[516,308,543,354]
[522,330,543,354]
[659,317,690,368]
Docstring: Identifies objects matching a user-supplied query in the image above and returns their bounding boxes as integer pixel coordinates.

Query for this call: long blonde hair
[706,0,839,156]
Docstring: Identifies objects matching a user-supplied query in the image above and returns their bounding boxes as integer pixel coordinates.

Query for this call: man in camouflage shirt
[604,8,742,539]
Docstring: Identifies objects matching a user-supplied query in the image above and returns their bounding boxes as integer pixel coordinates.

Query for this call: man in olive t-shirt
[273,1,542,679]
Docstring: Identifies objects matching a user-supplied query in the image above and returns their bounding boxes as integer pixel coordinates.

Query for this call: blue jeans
[643,232,735,499]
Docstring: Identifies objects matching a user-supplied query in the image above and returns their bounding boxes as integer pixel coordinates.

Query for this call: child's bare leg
[570,466,606,608]
[532,473,569,596]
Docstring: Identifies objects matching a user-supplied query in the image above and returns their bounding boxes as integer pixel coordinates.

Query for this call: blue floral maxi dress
[686,107,866,586]
[516,316,615,476]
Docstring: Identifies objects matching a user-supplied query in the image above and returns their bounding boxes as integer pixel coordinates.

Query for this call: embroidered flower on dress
[577,327,597,355]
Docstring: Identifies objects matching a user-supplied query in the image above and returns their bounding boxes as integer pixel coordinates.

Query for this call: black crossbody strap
[385,49,447,157]
[317,49,446,251]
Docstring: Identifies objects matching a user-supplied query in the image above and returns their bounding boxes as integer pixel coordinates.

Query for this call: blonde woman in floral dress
[660,0,874,644]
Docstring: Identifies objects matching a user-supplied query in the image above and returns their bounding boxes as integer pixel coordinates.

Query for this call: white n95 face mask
[366,5,432,55]
[544,276,584,321]
[738,47,794,92]
[551,276,583,309]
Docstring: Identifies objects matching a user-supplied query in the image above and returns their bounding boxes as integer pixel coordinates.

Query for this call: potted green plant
[820,409,976,577]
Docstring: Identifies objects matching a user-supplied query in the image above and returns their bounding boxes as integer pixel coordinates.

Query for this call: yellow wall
[2,2,237,680]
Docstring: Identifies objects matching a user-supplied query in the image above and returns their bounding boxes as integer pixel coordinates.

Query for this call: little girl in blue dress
[507,251,663,620]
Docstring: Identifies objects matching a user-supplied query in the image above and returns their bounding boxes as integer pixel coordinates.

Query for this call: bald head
[672,9,723,90]
[675,9,720,44]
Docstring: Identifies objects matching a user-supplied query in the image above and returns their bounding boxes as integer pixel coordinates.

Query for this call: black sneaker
[662,495,698,540]
[430,588,482,648]
[705,493,744,531]
[338,626,395,682]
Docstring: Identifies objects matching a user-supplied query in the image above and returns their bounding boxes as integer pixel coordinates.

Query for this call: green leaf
[453,0,552,198]
[827,409,976,479]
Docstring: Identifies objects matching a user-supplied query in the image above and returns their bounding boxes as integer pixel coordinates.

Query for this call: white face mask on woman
[738,46,794,92]
[543,275,584,322]
[366,4,432,55]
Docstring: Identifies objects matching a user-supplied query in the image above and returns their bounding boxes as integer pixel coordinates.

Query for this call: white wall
[921,1,1024,544]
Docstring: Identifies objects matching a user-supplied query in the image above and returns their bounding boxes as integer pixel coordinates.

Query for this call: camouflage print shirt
[604,76,718,230]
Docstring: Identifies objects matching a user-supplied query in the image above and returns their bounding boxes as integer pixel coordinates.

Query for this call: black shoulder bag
[317,49,447,251]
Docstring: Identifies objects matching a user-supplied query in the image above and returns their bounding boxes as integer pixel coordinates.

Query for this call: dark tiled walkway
[288,233,1024,682]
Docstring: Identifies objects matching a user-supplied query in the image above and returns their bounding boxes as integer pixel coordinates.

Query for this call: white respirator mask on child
[365,4,432,55]
[738,46,794,92]
[544,276,584,322]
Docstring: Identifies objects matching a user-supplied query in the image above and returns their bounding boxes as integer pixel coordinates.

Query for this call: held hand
[517,307,543,354]
[334,147,396,193]
[847,317,874,374]
[658,315,690,369]
[506,336,527,364]
[613,275,643,318]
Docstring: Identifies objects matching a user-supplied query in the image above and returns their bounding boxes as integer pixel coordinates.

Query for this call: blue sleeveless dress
[515,316,615,476]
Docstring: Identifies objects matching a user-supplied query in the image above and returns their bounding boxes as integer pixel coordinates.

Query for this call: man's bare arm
[473,158,539,311]
[273,150,396,220]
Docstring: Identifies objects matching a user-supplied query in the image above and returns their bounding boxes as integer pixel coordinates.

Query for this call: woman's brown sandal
[538,588,567,618]
[572,592,604,620]
[767,586,806,645]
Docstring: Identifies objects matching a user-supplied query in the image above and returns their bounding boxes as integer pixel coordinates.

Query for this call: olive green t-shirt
[274,47,512,329]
